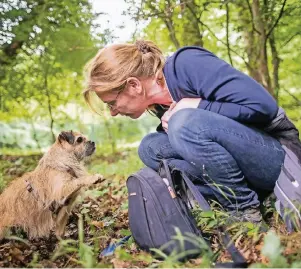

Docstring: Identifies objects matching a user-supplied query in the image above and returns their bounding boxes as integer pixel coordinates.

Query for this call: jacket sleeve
[198,100,276,124]
[174,48,278,124]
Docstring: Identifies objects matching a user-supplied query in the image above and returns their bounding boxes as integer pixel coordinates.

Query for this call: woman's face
[96,77,158,119]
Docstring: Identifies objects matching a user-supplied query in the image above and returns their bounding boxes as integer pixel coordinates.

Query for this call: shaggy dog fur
[0,131,103,239]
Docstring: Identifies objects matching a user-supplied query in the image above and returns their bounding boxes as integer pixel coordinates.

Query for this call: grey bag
[127,160,247,267]
[274,146,301,231]
[263,107,301,231]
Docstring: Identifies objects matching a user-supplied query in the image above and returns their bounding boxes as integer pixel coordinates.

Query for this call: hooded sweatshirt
[162,46,278,125]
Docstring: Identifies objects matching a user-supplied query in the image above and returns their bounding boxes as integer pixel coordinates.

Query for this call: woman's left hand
[161,98,202,132]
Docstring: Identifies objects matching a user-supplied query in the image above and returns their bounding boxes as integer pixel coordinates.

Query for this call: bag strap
[181,172,247,267]
[181,171,211,211]
[160,160,247,268]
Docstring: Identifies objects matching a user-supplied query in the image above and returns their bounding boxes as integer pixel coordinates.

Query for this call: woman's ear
[127,77,143,95]
[156,71,165,86]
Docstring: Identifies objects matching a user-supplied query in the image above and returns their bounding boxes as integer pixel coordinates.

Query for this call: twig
[225,3,233,66]
[282,88,301,106]
[244,0,261,34]
[266,0,287,39]
[280,32,301,48]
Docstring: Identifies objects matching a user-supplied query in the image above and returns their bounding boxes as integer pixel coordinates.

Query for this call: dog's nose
[90,141,95,146]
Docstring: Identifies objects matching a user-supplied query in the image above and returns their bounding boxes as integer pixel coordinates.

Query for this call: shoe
[263,192,277,208]
[226,207,269,232]
[228,207,262,224]
[240,207,263,224]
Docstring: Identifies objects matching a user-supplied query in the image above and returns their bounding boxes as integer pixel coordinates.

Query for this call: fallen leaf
[90,221,104,229]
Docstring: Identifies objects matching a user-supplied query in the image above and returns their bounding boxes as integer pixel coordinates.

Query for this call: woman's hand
[161,98,201,132]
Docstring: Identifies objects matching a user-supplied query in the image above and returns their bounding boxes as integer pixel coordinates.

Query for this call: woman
[83,40,286,224]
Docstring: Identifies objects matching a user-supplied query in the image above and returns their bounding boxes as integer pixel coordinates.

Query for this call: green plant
[150,228,213,268]
[0,172,6,192]
[251,231,301,268]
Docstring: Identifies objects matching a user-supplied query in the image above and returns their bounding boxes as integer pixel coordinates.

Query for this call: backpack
[263,107,301,231]
[274,146,301,232]
[126,160,247,267]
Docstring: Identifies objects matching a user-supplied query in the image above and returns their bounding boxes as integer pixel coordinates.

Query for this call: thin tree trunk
[164,18,181,49]
[252,0,273,95]
[269,32,281,102]
[185,0,203,47]
[164,0,181,49]
[226,3,233,66]
[238,2,261,81]
[44,70,56,143]
[145,0,181,49]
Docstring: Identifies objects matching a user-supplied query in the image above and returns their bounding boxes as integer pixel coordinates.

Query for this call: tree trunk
[164,0,181,49]
[184,0,204,47]
[226,3,233,66]
[44,70,56,143]
[269,32,281,101]
[252,0,273,95]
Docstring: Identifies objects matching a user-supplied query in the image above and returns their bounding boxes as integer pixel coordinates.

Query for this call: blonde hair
[83,40,165,111]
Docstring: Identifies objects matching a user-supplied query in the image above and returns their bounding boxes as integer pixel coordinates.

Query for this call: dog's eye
[76,137,83,143]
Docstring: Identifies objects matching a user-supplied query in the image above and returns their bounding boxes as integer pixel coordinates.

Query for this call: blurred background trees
[1,0,300,153]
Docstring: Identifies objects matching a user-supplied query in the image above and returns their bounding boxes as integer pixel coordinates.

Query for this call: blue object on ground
[100,235,132,257]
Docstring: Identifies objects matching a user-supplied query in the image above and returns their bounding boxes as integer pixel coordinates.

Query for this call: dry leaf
[90,221,104,229]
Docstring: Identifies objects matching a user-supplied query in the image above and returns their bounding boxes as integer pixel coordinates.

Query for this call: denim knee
[138,132,182,170]
[138,133,158,167]
[168,109,199,147]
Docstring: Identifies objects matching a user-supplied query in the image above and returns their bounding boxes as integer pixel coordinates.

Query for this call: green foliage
[129,0,301,131]
[1,0,300,152]
[1,0,102,143]
[51,215,103,268]
[2,151,301,267]
[1,0,301,267]
[78,214,97,268]
[150,228,213,267]
[89,149,143,178]
[251,232,301,268]
[262,232,287,267]
[0,171,6,193]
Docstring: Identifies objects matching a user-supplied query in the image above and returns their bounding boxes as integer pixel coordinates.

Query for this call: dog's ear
[58,131,75,144]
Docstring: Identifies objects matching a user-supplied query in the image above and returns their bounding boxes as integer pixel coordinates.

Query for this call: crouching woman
[83,40,300,225]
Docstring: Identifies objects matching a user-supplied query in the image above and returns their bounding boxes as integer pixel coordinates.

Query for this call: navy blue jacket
[163,46,278,125]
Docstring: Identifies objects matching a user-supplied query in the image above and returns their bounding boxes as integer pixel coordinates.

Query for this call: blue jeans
[138,109,285,211]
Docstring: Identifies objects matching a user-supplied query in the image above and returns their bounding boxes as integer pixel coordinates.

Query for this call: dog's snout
[87,140,95,148]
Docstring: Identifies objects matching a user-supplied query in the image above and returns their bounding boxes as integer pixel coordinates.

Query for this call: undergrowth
[0,148,301,267]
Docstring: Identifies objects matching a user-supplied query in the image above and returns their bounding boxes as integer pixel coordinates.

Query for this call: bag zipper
[128,177,157,248]
[134,173,198,234]
[132,174,171,243]
[282,164,300,187]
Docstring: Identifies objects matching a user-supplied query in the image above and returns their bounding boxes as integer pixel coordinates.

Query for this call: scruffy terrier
[0,131,103,239]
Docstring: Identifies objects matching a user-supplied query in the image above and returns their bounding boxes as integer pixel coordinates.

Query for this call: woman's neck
[147,83,173,106]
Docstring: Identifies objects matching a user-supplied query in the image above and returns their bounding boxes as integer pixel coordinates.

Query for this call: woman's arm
[171,47,278,125]
[198,100,275,124]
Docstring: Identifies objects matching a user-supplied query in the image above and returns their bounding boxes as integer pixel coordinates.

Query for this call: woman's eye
[77,137,83,143]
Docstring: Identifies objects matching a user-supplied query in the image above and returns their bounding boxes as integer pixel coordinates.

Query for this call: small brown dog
[0,131,103,239]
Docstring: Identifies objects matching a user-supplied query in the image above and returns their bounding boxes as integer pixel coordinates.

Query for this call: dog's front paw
[91,174,104,184]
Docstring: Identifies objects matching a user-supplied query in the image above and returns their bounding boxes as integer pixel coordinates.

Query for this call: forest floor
[0,150,301,268]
